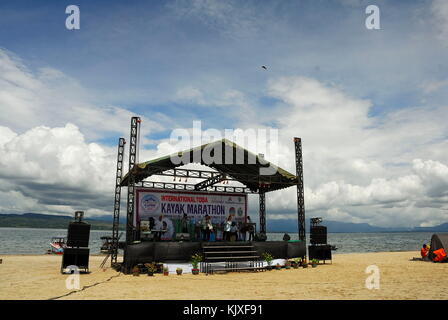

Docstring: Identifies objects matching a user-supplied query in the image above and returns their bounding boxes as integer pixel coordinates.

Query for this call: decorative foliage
[191,253,203,269]
[132,265,140,276]
[261,252,274,266]
[145,263,157,275]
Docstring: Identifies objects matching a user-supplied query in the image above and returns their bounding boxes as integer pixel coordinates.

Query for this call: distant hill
[413,223,448,233]
[267,219,447,233]
[1,213,447,233]
[0,213,124,231]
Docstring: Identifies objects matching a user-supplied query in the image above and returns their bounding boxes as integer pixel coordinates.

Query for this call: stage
[109,118,308,273]
[122,240,306,272]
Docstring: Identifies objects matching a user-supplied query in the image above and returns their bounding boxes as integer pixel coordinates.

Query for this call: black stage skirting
[123,241,306,271]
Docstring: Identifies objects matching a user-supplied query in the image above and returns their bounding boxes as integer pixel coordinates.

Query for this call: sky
[0,0,447,228]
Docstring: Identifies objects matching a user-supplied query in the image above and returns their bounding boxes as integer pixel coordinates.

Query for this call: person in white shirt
[223,215,233,241]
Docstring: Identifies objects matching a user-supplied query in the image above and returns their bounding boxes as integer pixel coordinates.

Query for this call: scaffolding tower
[111,137,125,266]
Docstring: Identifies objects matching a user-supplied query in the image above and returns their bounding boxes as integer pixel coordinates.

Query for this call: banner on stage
[135,188,247,240]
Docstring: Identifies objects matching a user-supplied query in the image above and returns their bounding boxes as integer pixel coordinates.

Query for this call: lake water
[0,227,437,255]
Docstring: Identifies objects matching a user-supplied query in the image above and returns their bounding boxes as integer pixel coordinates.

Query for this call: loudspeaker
[310,226,327,245]
[308,245,332,261]
[67,222,90,248]
[310,234,327,245]
[310,226,327,234]
[61,248,90,273]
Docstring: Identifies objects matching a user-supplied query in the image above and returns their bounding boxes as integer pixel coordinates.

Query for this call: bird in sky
[261,65,267,70]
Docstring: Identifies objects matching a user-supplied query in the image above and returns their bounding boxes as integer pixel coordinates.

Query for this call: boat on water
[47,236,66,254]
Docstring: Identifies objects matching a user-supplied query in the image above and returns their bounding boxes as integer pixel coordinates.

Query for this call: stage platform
[121,240,306,272]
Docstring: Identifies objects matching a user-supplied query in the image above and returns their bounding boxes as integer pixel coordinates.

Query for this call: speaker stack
[308,218,332,263]
[61,211,90,273]
[310,226,327,245]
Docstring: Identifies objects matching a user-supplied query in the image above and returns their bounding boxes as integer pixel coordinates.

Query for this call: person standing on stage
[230,221,238,241]
[223,215,233,241]
[181,213,189,234]
[154,215,164,241]
[201,214,213,241]
[247,216,255,241]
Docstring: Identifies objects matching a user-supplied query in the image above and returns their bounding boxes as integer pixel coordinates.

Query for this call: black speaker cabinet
[310,234,327,245]
[310,226,327,234]
[310,226,327,245]
[61,248,90,273]
[308,245,332,262]
[67,222,90,247]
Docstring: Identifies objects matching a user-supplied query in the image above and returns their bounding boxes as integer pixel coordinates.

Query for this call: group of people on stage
[181,213,256,242]
[222,215,256,241]
[147,215,175,241]
[143,213,256,242]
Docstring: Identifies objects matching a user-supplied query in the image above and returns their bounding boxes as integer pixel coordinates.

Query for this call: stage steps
[200,243,264,274]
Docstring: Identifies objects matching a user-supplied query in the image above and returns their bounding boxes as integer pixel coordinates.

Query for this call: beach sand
[0,251,447,300]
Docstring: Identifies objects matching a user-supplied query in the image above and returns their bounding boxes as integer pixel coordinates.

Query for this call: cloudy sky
[0,0,447,228]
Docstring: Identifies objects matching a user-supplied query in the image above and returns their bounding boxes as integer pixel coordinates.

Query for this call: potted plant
[176,267,183,275]
[302,258,308,268]
[261,252,274,271]
[292,258,301,269]
[285,260,291,269]
[311,259,319,268]
[145,263,157,276]
[132,265,140,276]
[191,253,202,275]
[163,266,169,276]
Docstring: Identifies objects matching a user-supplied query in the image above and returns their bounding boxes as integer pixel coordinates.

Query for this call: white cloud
[175,86,204,103]
[0,124,116,215]
[0,49,164,142]
[421,79,448,93]
[1,48,448,227]
[169,0,265,39]
[431,0,448,41]
[233,76,448,227]
[140,75,448,227]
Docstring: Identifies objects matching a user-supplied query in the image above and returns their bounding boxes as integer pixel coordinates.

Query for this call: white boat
[48,236,66,255]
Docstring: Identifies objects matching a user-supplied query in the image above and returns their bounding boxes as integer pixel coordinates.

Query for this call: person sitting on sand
[421,244,429,260]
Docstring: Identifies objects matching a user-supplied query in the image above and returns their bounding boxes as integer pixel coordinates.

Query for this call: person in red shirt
[421,244,429,260]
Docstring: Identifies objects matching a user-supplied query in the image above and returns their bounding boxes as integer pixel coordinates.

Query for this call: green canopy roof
[121,139,298,193]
